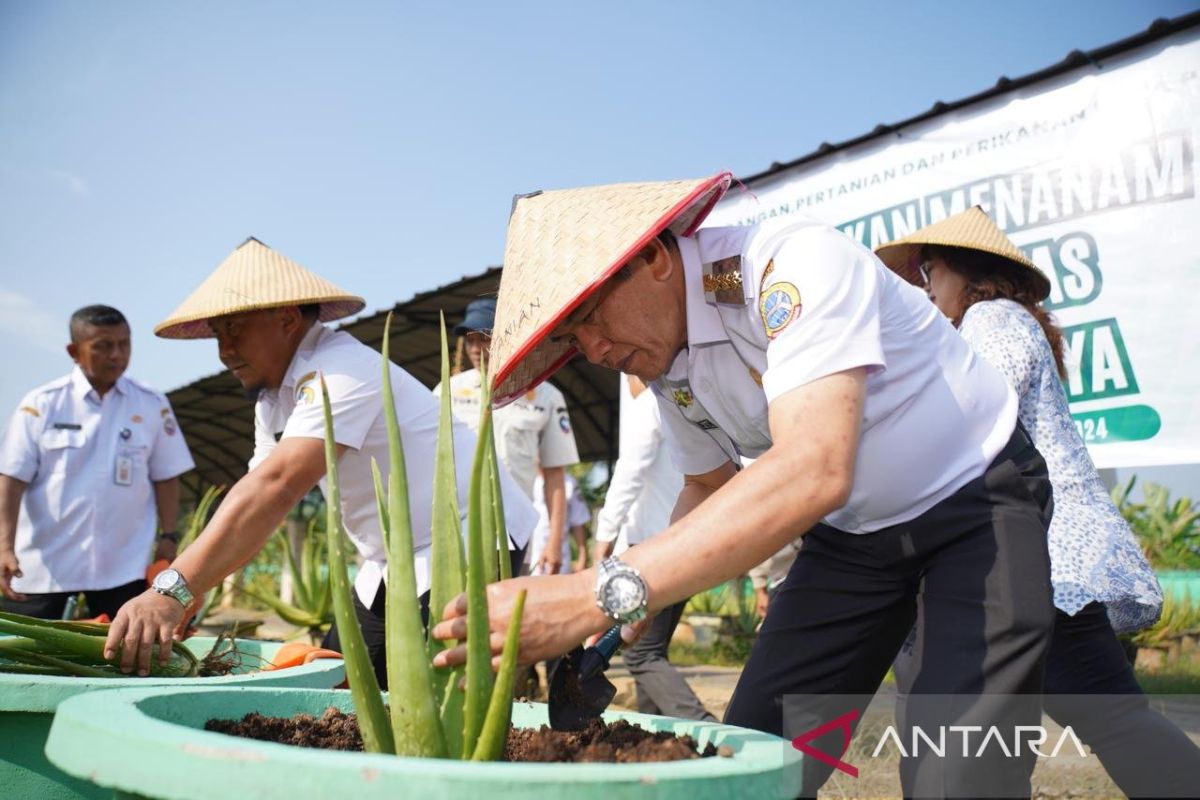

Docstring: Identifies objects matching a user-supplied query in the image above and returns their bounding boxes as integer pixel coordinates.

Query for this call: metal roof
[168,268,618,502]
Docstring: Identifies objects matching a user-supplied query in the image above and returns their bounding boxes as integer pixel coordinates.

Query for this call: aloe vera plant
[234,521,333,634]
[317,311,524,761]
[0,612,199,677]
[178,485,227,622]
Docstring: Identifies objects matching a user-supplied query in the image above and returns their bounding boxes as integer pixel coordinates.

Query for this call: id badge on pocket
[114,454,133,486]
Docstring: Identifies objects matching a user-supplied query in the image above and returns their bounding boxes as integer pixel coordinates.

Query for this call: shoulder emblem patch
[295,371,318,405]
[702,256,747,305]
[20,406,40,417]
[759,282,801,339]
[163,417,178,436]
[558,415,571,434]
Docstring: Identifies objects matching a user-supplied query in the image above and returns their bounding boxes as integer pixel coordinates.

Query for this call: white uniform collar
[677,234,729,346]
[70,365,128,403]
[279,322,329,391]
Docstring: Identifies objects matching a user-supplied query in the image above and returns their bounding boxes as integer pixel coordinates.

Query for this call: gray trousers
[623,598,717,722]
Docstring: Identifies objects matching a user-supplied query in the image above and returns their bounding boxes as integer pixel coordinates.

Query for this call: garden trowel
[548,624,623,731]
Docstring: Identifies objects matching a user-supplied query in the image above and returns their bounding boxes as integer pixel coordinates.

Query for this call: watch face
[602,574,644,615]
[153,568,180,592]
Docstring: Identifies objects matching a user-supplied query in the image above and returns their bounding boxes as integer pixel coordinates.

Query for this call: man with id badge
[0,305,194,619]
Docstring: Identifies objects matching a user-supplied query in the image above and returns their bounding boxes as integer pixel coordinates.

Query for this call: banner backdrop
[707,32,1200,468]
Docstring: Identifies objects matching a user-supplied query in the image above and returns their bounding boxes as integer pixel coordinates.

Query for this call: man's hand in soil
[431,570,611,668]
[104,589,189,676]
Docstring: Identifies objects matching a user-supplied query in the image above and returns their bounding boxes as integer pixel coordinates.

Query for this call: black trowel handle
[578,624,624,681]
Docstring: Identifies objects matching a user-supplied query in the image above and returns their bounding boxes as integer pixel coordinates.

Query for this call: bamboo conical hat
[490,173,731,406]
[155,237,365,339]
[874,206,1050,300]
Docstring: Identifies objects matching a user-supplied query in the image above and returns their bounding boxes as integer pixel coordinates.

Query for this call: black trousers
[1,578,145,619]
[623,598,717,721]
[1040,602,1200,797]
[323,546,526,690]
[724,427,1056,798]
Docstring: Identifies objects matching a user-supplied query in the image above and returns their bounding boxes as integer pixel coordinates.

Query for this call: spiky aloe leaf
[461,358,497,758]
[430,314,467,756]
[471,589,526,761]
[486,435,511,581]
[429,314,465,643]
[478,412,499,585]
[318,374,394,755]
[232,584,325,629]
[180,485,224,551]
[380,312,447,758]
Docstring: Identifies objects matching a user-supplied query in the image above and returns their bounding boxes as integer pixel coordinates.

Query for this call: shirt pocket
[40,428,87,473]
[119,430,153,472]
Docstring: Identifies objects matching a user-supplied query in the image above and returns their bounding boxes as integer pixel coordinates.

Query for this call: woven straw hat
[874,206,1050,300]
[155,237,365,339]
[490,173,732,406]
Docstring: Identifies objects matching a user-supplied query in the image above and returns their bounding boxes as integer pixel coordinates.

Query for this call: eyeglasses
[917,261,933,288]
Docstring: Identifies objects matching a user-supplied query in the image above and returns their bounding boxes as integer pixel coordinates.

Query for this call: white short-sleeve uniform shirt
[443,369,579,500]
[251,325,538,604]
[0,368,195,592]
[654,218,1018,533]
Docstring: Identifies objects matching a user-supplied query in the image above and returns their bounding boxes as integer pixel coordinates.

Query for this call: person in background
[592,373,714,721]
[747,537,801,620]
[0,305,194,619]
[529,469,590,574]
[877,206,1200,797]
[440,298,580,575]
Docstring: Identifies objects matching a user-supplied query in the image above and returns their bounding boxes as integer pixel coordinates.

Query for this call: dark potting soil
[205,708,728,763]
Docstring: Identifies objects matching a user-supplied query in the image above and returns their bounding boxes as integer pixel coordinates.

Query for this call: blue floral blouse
[959,299,1162,634]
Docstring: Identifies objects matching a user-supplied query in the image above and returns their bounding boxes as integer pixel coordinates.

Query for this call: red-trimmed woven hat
[489,173,732,406]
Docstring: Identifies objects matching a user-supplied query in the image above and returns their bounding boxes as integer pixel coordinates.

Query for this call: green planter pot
[46,686,803,799]
[1,637,345,800]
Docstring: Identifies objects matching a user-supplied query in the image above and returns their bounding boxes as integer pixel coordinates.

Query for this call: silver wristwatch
[594,557,648,624]
[151,568,195,608]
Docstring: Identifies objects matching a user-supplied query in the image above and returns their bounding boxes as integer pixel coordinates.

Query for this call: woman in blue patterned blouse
[877,207,1199,796]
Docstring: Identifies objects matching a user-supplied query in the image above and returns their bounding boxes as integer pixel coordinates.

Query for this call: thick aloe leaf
[380,313,447,758]
[318,374,394,755]
[472,589,526,761]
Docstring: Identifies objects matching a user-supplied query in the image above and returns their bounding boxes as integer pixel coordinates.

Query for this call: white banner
[708,31,1200,468]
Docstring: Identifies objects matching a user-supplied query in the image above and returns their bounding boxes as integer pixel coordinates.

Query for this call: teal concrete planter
[1156,569,1200,603]
[1,637,344,800]
[46,686,803,799]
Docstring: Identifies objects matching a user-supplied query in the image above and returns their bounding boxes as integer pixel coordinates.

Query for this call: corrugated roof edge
[741,12,1200,185]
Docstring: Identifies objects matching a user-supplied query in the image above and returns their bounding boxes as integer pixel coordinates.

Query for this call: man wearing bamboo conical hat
[103,237,537,687]
[432,176,1057,796]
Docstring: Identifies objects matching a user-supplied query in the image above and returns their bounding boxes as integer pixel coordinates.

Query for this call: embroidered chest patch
[760,282,801,339]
